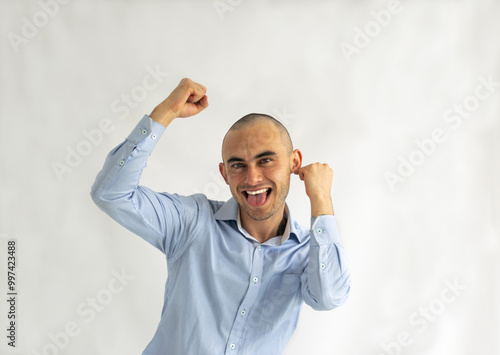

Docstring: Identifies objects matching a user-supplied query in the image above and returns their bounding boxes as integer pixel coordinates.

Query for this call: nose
[244,165,263,186]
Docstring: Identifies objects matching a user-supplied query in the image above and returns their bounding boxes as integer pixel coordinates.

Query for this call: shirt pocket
[259,273,302,326]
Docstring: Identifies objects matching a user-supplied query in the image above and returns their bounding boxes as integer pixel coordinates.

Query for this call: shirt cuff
[126,114,167,152]
[310,215,341,245]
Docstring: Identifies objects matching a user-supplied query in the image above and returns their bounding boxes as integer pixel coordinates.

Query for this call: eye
[231,163,244,169]
[260,158,272,164]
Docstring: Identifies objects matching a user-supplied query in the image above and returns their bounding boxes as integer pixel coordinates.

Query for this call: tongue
[247,191,268,207]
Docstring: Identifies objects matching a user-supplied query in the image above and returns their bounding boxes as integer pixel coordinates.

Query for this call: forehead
[222,121,285,161]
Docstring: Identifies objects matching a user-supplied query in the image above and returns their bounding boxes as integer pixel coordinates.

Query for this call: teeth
[246,188,269,195]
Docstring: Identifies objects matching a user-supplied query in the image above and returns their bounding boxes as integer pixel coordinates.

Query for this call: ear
[290,149,302,175]
[219,162,229,184]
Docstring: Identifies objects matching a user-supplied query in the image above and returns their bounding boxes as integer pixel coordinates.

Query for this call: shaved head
[219,112,302,224]
[222,113,293,159]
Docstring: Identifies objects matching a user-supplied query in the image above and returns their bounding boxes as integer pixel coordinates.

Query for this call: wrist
[309,193,334,217]
[150,104,177,127]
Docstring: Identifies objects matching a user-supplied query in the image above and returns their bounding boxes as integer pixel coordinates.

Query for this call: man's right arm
[149,78,208,127]
[90,78,209,256]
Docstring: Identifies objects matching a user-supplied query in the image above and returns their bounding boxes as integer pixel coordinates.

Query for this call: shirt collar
[213,197,239,221]
[214,198,302,244]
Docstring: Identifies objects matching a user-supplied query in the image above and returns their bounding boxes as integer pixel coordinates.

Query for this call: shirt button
[141,129,148,134]
[317,228,322,234]
[253,276,258,283]
[119,160,125,166]
[258,245,262,251]
[151,134,157,139]
[321,262,326,270]
[240,309,246,316]
[230,343,236,350]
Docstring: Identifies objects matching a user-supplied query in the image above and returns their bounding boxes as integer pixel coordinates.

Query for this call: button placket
[224,245,264,354]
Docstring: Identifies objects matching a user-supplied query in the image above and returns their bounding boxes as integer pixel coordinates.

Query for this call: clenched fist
[295,163,334,217]
[150,78,208,127]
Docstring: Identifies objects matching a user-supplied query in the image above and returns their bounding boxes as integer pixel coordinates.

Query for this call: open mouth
[243,188,272,208]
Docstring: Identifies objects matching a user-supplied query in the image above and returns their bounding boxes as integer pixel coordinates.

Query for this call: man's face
[219,121,301,221]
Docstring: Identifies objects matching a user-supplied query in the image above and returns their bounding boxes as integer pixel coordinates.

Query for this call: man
[91,78,350,355]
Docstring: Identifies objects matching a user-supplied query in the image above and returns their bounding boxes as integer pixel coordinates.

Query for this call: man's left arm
[296,163,351,310]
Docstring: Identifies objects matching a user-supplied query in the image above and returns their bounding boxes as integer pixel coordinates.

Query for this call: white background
[1,0,499,354]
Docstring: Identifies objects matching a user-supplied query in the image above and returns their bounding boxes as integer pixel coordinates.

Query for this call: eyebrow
[226,151,277,164]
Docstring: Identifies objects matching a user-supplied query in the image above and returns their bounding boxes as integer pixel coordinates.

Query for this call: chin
[240,201,278,222]
[244,210,274,222]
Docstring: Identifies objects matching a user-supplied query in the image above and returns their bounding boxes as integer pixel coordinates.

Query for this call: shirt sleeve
[90,114,208,259]
[300,215,351,310]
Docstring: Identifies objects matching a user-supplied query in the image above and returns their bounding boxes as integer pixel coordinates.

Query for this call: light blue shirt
[90,114,351,355]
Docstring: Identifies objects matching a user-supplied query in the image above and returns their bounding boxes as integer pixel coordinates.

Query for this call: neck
[240,205,287,244]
